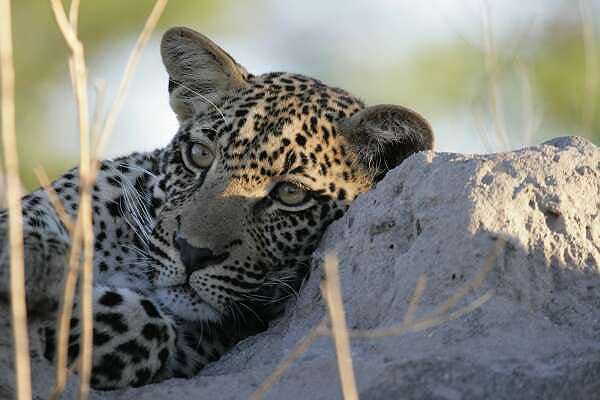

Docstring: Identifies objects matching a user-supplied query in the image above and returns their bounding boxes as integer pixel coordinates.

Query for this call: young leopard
[0,27,433,390]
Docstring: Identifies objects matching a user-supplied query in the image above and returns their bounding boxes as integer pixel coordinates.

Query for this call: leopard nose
[174,236,229,277]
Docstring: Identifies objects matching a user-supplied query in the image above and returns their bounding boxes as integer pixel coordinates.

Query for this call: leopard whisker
[116,161,158,179]
[176,82,229,125]
[234,301,265,327]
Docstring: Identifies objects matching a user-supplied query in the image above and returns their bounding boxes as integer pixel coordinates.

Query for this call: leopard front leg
[43,286,177,390]
[0,203,70,313]
[1,206,178,390]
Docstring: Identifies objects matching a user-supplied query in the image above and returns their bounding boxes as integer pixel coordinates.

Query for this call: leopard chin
[155,285,222,322]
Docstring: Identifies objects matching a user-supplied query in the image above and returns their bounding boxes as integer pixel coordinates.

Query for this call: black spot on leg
[132,368,152,387]
[141,323,161,341]
[140,299,161,318]
[96,312,128,333]
[99,291,123,307]
[68,343,80,364]
[43,327,56,360]
[116,340,150,363]
[175,349,189,366]
[93,354,126,382]
[158,348,170,365]
[93,329,111,346]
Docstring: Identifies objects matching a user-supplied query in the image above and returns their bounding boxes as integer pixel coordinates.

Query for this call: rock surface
[5,136,600,399]
[100,136,600,399]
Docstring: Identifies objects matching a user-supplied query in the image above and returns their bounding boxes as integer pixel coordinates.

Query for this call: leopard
[0,27,433,392]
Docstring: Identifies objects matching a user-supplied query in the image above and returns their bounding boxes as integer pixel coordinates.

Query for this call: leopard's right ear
[161,27,250,122]
[339,104,434,181]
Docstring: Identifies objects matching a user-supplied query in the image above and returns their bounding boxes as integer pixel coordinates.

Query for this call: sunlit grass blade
[0,0,32,398]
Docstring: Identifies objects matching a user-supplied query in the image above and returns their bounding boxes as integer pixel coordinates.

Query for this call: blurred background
[3,0,599,189]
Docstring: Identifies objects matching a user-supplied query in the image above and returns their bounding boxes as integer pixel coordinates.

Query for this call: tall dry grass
[1,0,31,399]
[2,1,166,399]
[47,2,95,398]
[50,2,167,398]
[477,0,597,152]
[47,2,168,399]
[480,0,510,151]
[579,0,598,139]
[321,253,359,400]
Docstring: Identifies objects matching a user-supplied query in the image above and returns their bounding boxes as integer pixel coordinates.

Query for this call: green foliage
[368,31,599,148]
[9,1,223,189]
[530,25,599,141]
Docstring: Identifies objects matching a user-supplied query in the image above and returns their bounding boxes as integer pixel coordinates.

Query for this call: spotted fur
[0,27,433,390]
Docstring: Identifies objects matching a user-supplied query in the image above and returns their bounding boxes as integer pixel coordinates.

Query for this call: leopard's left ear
[161,27,250,122]
[339,104,434,181]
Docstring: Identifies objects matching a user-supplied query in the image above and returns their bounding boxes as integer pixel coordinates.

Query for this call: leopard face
[148,28,434,328]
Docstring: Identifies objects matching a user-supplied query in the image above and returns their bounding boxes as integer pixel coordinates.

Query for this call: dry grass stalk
[68,0,80,32]
[430,239,501,318]
[348,290,494,339]
[48,1,95,398]
[249,319,326,400]
[0,0,32,398]
[402,274,426,325]
[47,76,122,398]
[252,239,502,399]
[516,62,536,146]
[480,0,510,151]
[93,0,168,162]
[251,289,494,400]
[41,181,82,400]
[579,0,598,138]
[31,166,80,391]
[47,2,168,398]
[90,80,108,141]
[33,166,74,231]
[347,239,503,339]
[472,109,495,153]
[49,224,82,400]
[322,253,359,400]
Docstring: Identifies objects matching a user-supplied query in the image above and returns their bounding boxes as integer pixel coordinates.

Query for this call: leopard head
[149,27,434,327]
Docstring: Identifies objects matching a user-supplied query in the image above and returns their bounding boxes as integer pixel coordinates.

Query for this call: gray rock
[103,136,599,399]
[4,136,600,399]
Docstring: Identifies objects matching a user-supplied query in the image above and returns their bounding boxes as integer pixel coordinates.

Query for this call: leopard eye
[188,143,214,169]
[274,182,309,206]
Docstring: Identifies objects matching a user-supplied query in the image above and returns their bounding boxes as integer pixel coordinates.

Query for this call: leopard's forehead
[179,72,370,197]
